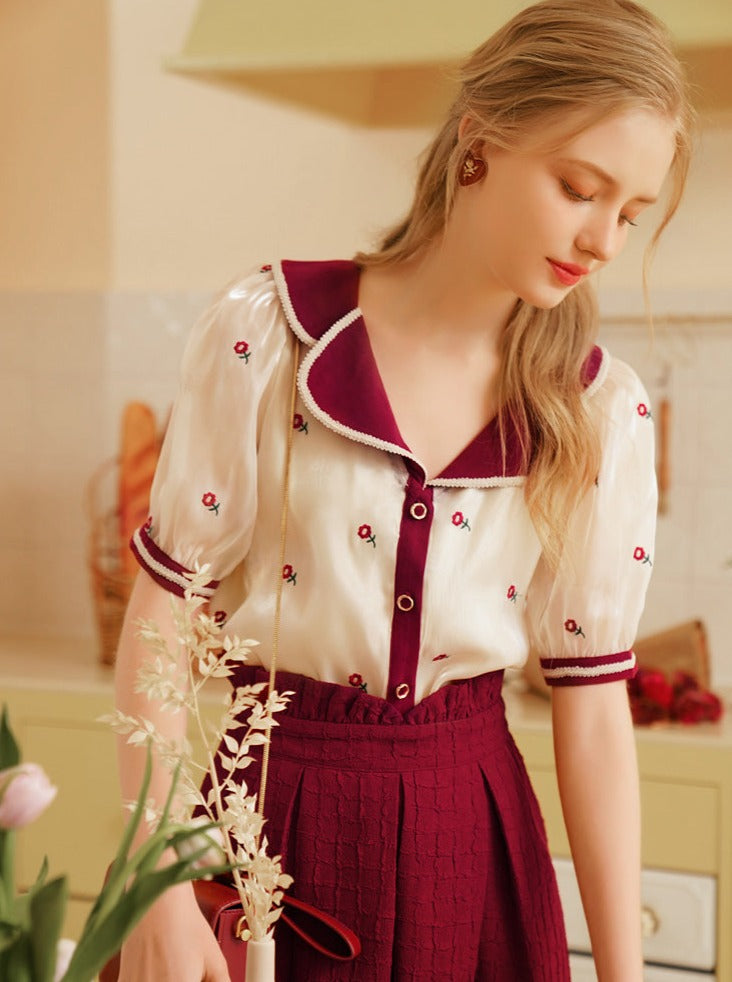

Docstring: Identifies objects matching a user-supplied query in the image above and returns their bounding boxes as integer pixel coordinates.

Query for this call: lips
[547,259,589,286]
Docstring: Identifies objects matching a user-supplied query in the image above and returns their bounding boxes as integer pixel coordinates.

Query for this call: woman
[115,1,693,979]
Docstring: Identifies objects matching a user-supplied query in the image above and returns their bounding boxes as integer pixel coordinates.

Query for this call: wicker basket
[87,458,136,665]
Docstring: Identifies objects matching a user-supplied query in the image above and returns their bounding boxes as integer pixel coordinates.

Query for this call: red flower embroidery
[633,546,653,566]
[507,585,517,601]
[213,610,227,626]
[234,340,251,362]
[348,672,368,692]
[357,523,376,547]
[433,653,449,662]
[202,492,220,515]
[259,264,272,272]
[451,511,471,531]
[282,564,297,585]
[564,618,585,638]
[637,402,652,419]
[143,515,153,532]
[293,412,308,434]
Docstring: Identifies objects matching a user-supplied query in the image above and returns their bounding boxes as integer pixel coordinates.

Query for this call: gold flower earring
[458,150,487,186]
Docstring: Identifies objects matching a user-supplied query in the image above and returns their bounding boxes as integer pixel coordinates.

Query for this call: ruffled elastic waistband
[227,668,510,772]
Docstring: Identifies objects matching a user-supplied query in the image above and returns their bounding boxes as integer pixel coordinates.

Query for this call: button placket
[386,477,435,713]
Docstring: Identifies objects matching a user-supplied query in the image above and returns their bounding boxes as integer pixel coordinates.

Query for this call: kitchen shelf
[167,0,732,74]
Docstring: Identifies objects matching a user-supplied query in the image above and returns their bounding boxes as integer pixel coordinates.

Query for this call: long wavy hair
[355,0,694,569]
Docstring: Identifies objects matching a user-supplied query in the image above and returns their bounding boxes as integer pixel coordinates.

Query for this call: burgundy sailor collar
[272,259,607,488]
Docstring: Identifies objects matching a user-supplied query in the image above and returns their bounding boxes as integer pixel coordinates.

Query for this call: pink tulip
[54,938,76,982]
[0,763,57,828]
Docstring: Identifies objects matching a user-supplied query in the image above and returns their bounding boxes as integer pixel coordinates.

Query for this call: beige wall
[109,0,432,290]
[109,2,732,298]
[1,0,731,294]
[0,0,110,290]
[1,3,731,682]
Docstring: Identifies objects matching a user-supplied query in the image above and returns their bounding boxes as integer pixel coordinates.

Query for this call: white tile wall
[0,293,106,640]
[598,314,732,686]
[1,290,731,685]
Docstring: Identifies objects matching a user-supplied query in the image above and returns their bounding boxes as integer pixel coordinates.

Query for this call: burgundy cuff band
[130,525,220,600]
[540,650,637,687]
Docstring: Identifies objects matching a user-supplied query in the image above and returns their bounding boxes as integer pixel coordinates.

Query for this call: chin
[517,286,573,311]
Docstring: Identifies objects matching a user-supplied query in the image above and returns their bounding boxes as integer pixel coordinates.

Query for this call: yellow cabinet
[2,637,730,978]
[506,684,732,980]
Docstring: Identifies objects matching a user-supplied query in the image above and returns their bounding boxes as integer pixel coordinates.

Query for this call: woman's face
[451,108,677,309]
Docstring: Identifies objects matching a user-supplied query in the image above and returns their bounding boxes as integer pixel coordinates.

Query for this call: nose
[575,212,625,264]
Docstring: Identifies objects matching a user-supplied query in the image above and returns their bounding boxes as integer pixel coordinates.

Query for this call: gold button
[395,683,410,700]
[396,593,415,612]
[409,502,428,520]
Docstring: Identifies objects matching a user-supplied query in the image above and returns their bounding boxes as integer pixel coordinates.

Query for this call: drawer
[569,953,716,981]
[555,859,716,972]
[530,768,718,873]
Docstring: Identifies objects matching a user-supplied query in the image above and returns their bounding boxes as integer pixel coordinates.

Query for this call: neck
[363,240,518,344]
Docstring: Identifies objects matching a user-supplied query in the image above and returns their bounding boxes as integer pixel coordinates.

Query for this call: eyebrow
[558,158,658,205]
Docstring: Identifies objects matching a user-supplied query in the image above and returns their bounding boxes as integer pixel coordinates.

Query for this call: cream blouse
[132,260,657,712]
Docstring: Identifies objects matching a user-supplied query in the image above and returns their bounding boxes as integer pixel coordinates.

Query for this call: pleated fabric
[208,669,570,982]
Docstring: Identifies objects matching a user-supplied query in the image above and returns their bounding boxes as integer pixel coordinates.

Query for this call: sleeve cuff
[130,524,220,599]
[540,650,637,687]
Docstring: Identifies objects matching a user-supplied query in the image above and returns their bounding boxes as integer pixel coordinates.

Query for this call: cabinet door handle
[640,904,661,938]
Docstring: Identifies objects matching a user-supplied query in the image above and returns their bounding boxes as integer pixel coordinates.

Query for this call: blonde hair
[356,0,694,568]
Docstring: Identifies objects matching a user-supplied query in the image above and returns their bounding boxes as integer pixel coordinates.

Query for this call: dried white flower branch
[102,565,293,942]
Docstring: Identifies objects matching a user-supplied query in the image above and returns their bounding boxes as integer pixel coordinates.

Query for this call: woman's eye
[560,178,594,202]
[619,213,639,228]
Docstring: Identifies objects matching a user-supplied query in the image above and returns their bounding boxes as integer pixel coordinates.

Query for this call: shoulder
[584,347,649,419]
[207,263,284,331]
[583,349,654,467]
[180,265,288,380]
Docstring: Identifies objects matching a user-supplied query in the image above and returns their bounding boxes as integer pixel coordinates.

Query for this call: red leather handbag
[99,877,360,981]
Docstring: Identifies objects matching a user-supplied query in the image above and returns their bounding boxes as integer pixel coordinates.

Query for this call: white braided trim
[542,651,636,681]
[132,528,218,599]
[271,260,317,346]
[298,309,425,464]
[430,474,526,488]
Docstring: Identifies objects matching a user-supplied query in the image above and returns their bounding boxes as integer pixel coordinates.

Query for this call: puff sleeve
[131,268,288,599]
[526,356,657,686]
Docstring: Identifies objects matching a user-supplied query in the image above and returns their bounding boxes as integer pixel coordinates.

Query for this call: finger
[203,948,232,982]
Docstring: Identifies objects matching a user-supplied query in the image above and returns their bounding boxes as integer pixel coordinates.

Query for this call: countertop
[2,635,731,747]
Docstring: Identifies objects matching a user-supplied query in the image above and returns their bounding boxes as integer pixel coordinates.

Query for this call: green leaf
[0,918,22,953]
[2,931,33,982]
[90,740,156,926]
[28,875,67,982]
[0,705,20,769]
[61,859,231,982]
[33,856,49,892]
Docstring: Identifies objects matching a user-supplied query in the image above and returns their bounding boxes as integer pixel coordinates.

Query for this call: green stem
[0,828,14,918]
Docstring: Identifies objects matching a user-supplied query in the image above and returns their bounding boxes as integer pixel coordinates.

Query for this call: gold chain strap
[256,342,300,821]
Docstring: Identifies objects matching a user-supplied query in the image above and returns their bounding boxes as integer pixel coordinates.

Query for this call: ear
[457,114,485,156]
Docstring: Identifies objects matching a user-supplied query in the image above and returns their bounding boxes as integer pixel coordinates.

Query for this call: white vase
[244,935,276,982]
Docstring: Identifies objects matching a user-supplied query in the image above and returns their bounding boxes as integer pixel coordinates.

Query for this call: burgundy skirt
[211,668,569,982]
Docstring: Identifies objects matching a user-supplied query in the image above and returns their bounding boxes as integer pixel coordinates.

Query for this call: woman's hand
[118,881,231,982]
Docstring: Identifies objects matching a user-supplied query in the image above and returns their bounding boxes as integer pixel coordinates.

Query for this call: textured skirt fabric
[210,669,570,982]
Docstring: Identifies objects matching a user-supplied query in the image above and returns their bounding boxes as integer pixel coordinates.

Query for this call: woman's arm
[552,680,643,982]
[115,573,190,827]
[114,573,230,982]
